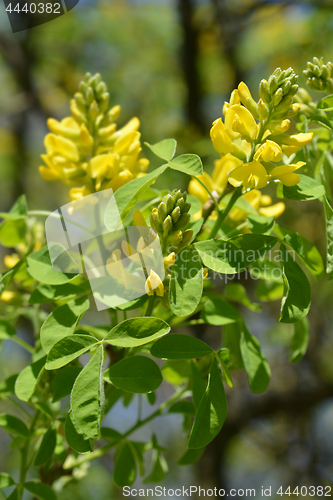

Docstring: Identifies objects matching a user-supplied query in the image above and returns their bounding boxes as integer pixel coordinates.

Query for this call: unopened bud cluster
[150,189,193,254]
[304,57,333,94]
[259,67,299,120]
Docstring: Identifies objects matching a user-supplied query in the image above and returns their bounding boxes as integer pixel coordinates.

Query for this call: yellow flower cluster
[210,81,313,190]
[39,74,149,201]
[228,190,285,227]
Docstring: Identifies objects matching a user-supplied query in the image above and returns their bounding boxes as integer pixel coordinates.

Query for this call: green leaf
[274,225,324,279]
[145,139,177,161]
[113,443,137,487]
[217,349,233,388]
[0,414,29,438]
[0,320,16,340]
[27,246,79,285]
[104,165,167,230]
[283,175,325,201]
[178,446,205,465]
[143,450,168,483]
[40,296,89,353]
[279,244,311,324]
[65,410,92,454]
[15,354,47,402]
[250,258,283,282]
[324,196,333,280]
[100,427,122,443]
[0,262,21,295]
[6,489,18,500]
[201,293,239,325]
[223,322,244,370]
[104,317,170,348]
[247,214,275,235]
[0,195,27,220]
[52,366,82,402]
[290,316,310,363]
[71,345,104,440]
[104,356,163,393]
[46,335,99,370]
[151,334,212,360]
[0,219,26,247]
[29,283,85,304]
[0,473,15,488]
[169,248,203,318]
[187,217,204,241]
[0,374,18,398]
[23,481,57,500]
[240,322,271,393]
[191,361,207,409]
[194,234,277,274]
[310,115,333,130]
[256,280,284,302]
[317,94,333,109]
[34,426,57,466]
[168,400,195,415]
[224,283,262,312]
[168,154,203,176]
[188,358,227,449]
[162,359,191,385]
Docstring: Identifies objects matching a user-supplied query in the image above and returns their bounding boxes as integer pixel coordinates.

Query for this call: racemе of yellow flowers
[39,73,149,201]
[209,69,313,191]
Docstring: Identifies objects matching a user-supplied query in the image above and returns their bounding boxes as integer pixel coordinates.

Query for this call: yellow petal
[4,253,20,269]
[210,118,234,155]
[44,134,79,162]
[228,161,268,189]
[259,202,285,218]
[69,186,92,201]
[254,140,282,163]
[188,172,214,205]
[105,170,134,192]
[212,153,243,191]
[225,104,258,141]
[145,269,164,297]
[39,166,59,181]
[87,154,118,179]
[133,209,147,228]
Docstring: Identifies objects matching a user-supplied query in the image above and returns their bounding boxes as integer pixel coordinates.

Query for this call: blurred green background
[1,0,333,498]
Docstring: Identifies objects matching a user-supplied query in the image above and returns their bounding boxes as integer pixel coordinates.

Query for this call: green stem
[17,411,40,500]
[171,319,205,328]
[192,176,220,213]
[209,186,243,239]
[145,295,156,316]
[64,388,185,470]
[3,397,32,418]
[9,336,34,354]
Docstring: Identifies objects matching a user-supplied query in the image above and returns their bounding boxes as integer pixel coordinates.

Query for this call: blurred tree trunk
[177,0,205,133]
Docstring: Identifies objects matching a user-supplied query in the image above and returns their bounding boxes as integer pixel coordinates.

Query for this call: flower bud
[259,79,271,103]
[158,201,168,220]
[163,216,173,237]
[173,213,190,231]
[258,99,269,120]
[150,208,163,233]
[272,88,283,106]
[167,230,183,246]
[171,206,181,223]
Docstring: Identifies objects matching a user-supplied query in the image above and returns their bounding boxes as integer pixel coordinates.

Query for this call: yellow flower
[4,253,20,269]
[145,269,164,297]
[228,160,268,190]
[228,190,285,225]
[188,154,242,206]
[269,162,305,186]
[273,132,313,156]
[254,140,282,163]
[210,118,235,155]
[224,104,258,141]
